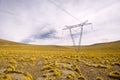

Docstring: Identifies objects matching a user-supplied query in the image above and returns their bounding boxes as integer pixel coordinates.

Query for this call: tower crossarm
[62,20,92,30]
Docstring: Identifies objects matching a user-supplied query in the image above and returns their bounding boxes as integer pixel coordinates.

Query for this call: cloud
[0,0,120,45]
[22,24,59,43]
[33,29,57,39]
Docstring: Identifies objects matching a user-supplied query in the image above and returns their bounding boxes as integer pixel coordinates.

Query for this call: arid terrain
[0,39,120,80]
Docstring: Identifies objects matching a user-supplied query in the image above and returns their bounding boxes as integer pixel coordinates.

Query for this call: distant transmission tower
[63,20,92,52]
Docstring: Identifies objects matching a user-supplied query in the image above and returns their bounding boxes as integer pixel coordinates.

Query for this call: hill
[81,40,120,54]
[0,39,23,45]
[0,39,70,51]
[0,39,120,53]
[0,39,120,80]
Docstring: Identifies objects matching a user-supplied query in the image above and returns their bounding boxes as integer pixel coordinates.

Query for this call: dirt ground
[0,53,120,80]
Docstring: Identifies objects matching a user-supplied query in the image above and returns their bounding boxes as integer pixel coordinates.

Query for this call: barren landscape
[0,39,120,80]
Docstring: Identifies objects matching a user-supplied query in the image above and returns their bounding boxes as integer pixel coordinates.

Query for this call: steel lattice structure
[63,20,92,52]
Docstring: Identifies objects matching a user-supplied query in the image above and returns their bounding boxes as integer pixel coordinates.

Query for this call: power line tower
[63,20,92,52]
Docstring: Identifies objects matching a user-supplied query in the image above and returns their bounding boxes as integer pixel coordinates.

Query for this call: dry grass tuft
[109,71,120,79]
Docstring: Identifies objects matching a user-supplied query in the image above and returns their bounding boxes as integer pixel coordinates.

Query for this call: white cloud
[0,0,120,45]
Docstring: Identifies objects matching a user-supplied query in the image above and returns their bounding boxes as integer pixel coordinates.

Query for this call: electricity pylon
[63,20,92,52]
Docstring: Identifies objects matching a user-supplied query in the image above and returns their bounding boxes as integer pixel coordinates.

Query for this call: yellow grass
[0,39,120,80]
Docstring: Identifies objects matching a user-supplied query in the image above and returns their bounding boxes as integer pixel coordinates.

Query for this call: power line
[63,20,92,52]
[48,0,81,22]
[0,9,17,16]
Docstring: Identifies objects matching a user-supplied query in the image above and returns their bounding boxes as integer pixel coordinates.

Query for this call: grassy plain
[0,39,120,80]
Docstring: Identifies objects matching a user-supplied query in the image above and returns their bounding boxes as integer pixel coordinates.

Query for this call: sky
[0,0,120,45]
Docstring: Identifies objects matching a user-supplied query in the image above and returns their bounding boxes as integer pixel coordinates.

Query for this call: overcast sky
[0,0,120,45]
